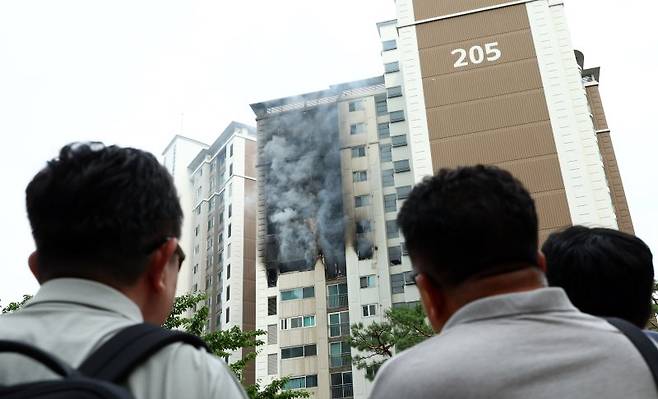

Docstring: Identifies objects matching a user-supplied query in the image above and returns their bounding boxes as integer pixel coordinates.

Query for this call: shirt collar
[25,278,143,322]
[443,287,577,331]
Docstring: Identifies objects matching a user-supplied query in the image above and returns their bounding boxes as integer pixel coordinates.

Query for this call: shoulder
[128,342,247,399]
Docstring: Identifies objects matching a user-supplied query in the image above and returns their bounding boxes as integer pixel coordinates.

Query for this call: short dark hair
[543,226,654,327]
[397,165,538,287]
[26,142,183,284]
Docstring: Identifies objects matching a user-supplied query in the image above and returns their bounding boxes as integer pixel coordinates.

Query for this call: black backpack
[0,323,209,398]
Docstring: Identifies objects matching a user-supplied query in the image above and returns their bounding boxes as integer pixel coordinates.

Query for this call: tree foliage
[349,304,433,381]
[164,293,309,399]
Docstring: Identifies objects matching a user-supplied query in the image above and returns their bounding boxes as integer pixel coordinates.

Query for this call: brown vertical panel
[242,179,257,385]
[534,191,572,230]
[416,4,530,49]
[244,140,258,177]
[585,86,609,131]
[596,132,635,234]
[413,0,520,21]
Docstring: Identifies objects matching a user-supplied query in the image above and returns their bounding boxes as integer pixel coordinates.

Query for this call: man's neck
[451,266,547,309]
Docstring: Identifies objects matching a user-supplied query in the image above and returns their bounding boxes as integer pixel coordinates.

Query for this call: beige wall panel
[585,86,609,131]
[498,155,565,194]
[423,58,542,107]
[426,89,550,139]
[244,140,257,177]
[534,190,572,230]
[413,0,521,21]
[420,29,537,78]
[430,121,555,167]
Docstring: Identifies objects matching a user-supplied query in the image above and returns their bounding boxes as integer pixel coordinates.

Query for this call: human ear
[146,239,178,293]
[416,273,447,333]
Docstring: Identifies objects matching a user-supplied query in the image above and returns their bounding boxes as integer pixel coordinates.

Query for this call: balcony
[330,354,352,368]
[331,384,353,399]
[328,323,350,338]
[327,294,348,309]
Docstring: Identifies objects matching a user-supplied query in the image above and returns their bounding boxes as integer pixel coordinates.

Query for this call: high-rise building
[576,51,635,234]
[163,122,258,384]
[250,1,633,398]
[251,76,418,398]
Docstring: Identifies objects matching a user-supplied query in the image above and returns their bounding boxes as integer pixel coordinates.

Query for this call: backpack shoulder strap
[606,317,658,388]
[78,323,209,383]
[0,339,74,377]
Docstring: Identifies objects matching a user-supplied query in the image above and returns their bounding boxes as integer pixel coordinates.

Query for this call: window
[390,110,405,123]
[350,123,366,135]
[391,134,407,147]
[205,276,212,290]
[360,275,376,288]
[207,237,213,250]
[384,61,400,73]
[281,286,315,301]
[382,169,394,187]
[379,143,392,163]
[377,123,390,138]
[229,143,234,157]
[386,220,399,239]
[196,187,202,201]
[225,307,230,323]
[401,242,409,256]
[193,264,198,274]
[268,296,277,315]
[281,344,317,360]
[283,375,318,390]
[391,273,405,294]
[327,283,348,309]
[351,146,366,158]
[329,341,351,368]
[226,285,230,301]
[228,204,232,218]
[389,246,402,265]
[208,218,214,231]
[382,40,397,51]
[387,86,403,98]
[267,353,277,375]
[348,100,364,112]
[227,264,231,279]
[210,161,215,172]
[331,372,353,398]
[375,94,388,116]
[383,194,397,213]
[354,195,370,208]
[194,245,200,255]
[194,225,199,236]
[355,220,371,234]
[195,206,201,215]
[229,164,233,176]
[209,179,215,194]
[192,283,198,292]
[405,271,417,285]
[267,324,277,345]
[228,224,232,238]
[227,243,231,258]
[281,315,316,330]
[394,160,410,173]
[352,171,367,183]
[216,293,221,306]
[362,304,377,317]
[396,186,412,200]
[206,254,212,268]
[328,311,350,337]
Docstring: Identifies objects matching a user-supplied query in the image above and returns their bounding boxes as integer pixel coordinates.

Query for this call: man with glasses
[0,143,247,398]
[369,165,656,398]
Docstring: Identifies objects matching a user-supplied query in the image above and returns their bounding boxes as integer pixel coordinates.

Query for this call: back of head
[543,226,654,327]
[26,142,183,285]
[397,165,538,287]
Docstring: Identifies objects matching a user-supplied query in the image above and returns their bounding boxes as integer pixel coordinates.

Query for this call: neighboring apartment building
[163,121,258,384]
[576,51,635,234]
[392,0,633,241]
[251,76,420,399]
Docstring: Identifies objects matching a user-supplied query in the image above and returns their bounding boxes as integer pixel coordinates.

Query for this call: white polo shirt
[0,278,248,399]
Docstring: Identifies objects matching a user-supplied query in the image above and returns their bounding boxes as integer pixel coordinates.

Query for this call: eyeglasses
[145,237,185,271]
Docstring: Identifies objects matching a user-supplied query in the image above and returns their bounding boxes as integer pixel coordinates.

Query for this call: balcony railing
[331,384,353,399]
[327,294,348,309]
[328,323,350,338]
[330,354,352,368]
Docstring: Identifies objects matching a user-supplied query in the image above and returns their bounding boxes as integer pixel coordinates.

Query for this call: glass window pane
[382,169,394,187]
[391,135,407,147]
[330,342,342,355]
[338,283,348,294]
[291,317,302,329]
[396,186,412,200]
[304,315,315,327]
[387,86,403,98]
[390,110,405,123]
[331,373,343,386]
[394,160,410,173]
[303,286,315,298]
[382,40,397,51]
[380,144,392,163]
[304,344,317,357]
[384,62,400,73]
[329,313,340,325]
[328,285,338,295]
[377,123,390,138]
[306,375,318,388]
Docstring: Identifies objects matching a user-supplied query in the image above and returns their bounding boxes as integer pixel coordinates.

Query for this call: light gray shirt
[0,278,247,399]
[370,288,657,399]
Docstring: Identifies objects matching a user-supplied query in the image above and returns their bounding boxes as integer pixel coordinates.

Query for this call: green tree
[349,304,433,381]
[164,293,309,399]
[647,281,658,331]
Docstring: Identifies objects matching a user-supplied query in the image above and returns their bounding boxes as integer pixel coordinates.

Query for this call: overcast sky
[0,1,656,303]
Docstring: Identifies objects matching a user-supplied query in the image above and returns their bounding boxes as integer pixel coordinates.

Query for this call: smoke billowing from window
[260,105,346,277]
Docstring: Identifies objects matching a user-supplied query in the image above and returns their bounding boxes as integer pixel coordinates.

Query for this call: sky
[0,1,656,303]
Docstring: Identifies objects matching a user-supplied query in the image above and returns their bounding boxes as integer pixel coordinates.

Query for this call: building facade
[164,122,258,384]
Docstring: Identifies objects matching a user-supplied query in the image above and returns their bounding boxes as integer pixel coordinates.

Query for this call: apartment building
[251,75,420,398]
[163,121,258,384]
